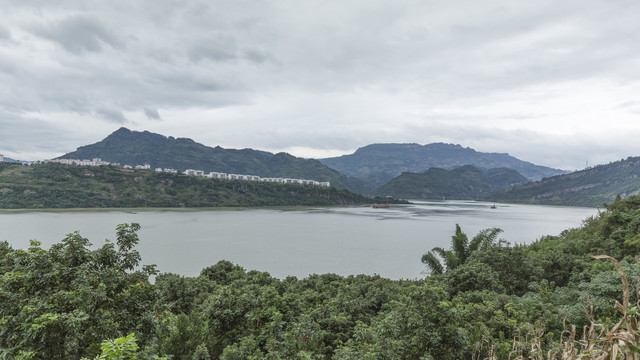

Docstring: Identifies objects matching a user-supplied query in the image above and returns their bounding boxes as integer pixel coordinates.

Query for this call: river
[0,201,598,280]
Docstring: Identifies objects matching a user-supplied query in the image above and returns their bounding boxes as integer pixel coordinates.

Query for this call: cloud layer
[1,0,640,170]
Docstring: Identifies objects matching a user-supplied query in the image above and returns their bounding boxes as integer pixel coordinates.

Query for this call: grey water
[0,201,598,280]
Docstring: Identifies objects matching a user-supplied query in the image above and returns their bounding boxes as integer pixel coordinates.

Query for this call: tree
[0,224,158,359]
[421,224,502,275]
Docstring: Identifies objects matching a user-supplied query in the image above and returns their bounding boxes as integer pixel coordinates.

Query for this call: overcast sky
[1,0,639,170]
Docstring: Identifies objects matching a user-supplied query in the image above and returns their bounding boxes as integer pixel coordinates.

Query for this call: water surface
[0,201,598,279]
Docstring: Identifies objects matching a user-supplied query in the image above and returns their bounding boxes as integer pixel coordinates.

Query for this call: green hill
[320,143,565,188]
[59,128,371,194]
[489,156,640,207]
[374,165,528,200]
[0,162,398,208]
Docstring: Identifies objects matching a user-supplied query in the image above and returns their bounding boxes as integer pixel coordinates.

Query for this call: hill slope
[320,143,565,188]
[489,156,640,207]
[60,128,371,194]
[375,165,528,200]
[0,162,397,208]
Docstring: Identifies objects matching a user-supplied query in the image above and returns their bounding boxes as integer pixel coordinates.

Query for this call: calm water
[0,201,598,280]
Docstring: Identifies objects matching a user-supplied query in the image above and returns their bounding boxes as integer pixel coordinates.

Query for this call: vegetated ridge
[59,127,371,194]
[489,156,640,207]
[374,165,528,200]
[0,162,399,208]
[320,143,565,188]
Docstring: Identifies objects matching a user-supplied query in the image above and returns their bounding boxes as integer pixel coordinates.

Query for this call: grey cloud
[615,101,640,110]
[242,49,273,64]
[0,111,82,154]
[1,0,640,169]
[31,15,121,53]
[0,25,11,42]
[143,108,161,120]
[95,107,127,123]
[188,44,237,63]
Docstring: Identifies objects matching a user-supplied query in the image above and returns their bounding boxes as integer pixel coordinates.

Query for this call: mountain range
[53,128,640,207]
[319,143,565,188]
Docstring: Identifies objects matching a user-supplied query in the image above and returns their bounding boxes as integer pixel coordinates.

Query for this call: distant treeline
[0,162,403,208]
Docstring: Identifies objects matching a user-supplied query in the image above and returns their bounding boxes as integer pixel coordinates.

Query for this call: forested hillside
[3,196,640,358]
[490,156,640,207]
[60,128,371,194]
[0,162,393,208]
[374,165,527,199]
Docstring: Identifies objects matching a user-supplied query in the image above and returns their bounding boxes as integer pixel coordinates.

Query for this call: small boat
[372,204,390,208]
[490,203,497,209]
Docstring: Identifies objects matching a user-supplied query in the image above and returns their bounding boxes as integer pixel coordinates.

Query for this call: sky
[1,0,639,170]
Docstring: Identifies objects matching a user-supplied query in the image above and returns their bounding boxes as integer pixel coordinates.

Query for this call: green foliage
[0,224,157,359]
[421,224,503,274]
[0,162,402,208]
[375,165,527,200]
[94,333,139,360]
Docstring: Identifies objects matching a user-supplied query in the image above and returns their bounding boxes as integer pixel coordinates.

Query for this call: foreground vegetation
[3,196,640,358]
[0,162,400,208]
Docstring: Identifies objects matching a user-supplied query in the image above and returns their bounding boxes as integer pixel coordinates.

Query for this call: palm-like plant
[421,224,503,275]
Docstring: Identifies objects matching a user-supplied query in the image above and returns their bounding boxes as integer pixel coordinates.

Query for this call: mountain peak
[58,129,365,193]
[112,127,132,135]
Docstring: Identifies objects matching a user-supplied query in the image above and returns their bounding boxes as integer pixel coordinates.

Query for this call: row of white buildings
[182,169,330,187]
[45,158,330,187]
[48,158,110,166]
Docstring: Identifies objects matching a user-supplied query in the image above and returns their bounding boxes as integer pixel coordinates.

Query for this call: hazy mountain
[489,156,640,207]
[375,165,528,200]
[59,128,371,193]
[320,143,566,188]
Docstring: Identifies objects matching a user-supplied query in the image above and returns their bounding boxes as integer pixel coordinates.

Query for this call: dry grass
[479,255,640,360]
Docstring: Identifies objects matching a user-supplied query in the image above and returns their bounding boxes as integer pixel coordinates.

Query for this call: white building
[181,167,330,188]
[0,154,4,162]
[208,172,228,179]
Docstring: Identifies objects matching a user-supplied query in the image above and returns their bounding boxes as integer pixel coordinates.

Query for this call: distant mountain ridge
[320,143,566,188]
[59,128,371,193]
[375,165,528,200]
[489,156,640,207]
